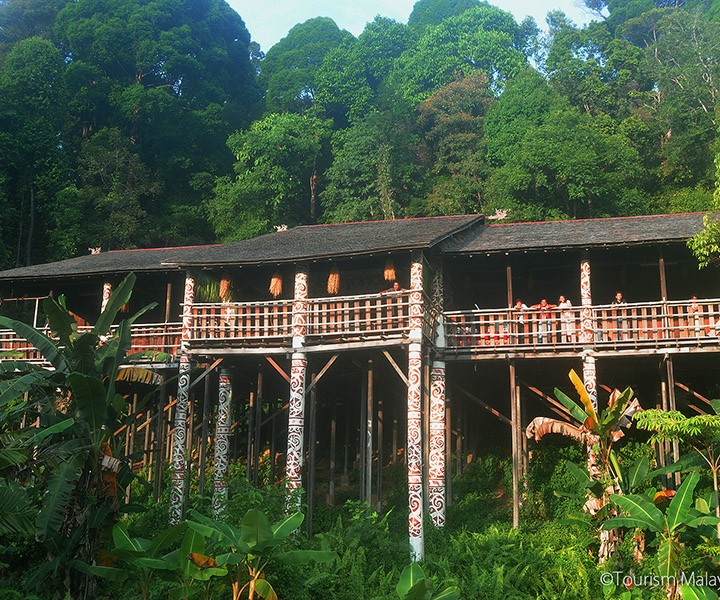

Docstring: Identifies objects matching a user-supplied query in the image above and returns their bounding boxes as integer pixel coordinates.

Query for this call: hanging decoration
[219,276,233,303]
[327,265,340,295]
[269,271,283,298]
[384,257,396,282]
[195,273,221,302]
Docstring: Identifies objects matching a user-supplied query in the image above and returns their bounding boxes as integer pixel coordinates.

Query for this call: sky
[228,0,595,52]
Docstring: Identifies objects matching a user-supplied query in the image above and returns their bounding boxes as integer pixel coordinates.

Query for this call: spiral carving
[429,366,446,527]
[181,276,195,344]
[101,282,112,313]
[583,355,598,410]
[292,268,308,339]
[406,344,424,548]
[213,372,232,518]
[169,353,191,525]
[580,259,594,344]
[285,354,307,497]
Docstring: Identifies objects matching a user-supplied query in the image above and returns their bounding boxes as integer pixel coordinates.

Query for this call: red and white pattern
[429,362,446,528]
[286,352,307,505]
[407,343,424,560]
[579,259,594,344]
[583,353,598,410]
[101,282,112,313]
[292,267,308,343]
[409,258,424,332]
[212,370,232,518]
[181,275,195,344]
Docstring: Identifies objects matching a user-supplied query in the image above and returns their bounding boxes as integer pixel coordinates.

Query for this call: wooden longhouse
[0,212,718,560]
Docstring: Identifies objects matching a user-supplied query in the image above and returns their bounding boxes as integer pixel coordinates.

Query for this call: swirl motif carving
[580,260,594,344]
[428,366,446,527]
[181,276,195,343]
[169,353,191,525]
[409,260,424,330]
[285,354,307,500]
[292,269,308,339]
[213,372,232,518]
[406,345,424,547]
[101,283,112,313]
[583,355,598,410]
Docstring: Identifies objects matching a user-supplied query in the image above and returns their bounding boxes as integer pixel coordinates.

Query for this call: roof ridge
[486,212,707,228]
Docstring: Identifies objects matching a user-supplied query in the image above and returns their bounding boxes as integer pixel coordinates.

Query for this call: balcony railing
[444,299,720,352]
[190,300,294,345]
[0,322,182,364]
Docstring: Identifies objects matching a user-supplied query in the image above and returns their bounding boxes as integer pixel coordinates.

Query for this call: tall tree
[408,0,482,30]
[258,17,353,114]
[207,113,332,241]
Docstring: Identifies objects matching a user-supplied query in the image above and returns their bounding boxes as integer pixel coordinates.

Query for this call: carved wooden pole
[429,262,446,528]
[212,368,232,518]
[169,272,194,525]
[101,282,112,314]
[407,252,425,561]
[580,254,598,409]
[286,264,308,509]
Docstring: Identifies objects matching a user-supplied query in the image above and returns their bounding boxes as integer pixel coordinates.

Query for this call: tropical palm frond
[0,478,36,536]
[35,451,88,541]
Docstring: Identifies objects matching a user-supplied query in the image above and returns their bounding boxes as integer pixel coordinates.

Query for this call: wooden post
[270,398,277,486]
[365,361,374,504]
[165,282,173,324]
[101,282,112,314]
[212,368,232,518]
[329,400,336,505]
[506,264,513,309]
[659,253,668,301]
[429,361,446,527]
[199,373,212,496]
[445,388,452,507]
[286,263,309,508]
[253,370,263,486]
[392,416,398,465]
[359,369,368,501]
[246,392,255,481]
[307,373,318,536]
[376,396,383,511]
[407,251,425,561]
[169,273,194,525]
[510,361,521,529]
[666,356,681,487]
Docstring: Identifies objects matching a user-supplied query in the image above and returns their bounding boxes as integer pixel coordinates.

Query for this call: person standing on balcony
[382,281,405,331]
[530,298,556,343]
[687,295,702,337]
[558,295,575,342]
[512,299,528,344]
[612,291,628,340]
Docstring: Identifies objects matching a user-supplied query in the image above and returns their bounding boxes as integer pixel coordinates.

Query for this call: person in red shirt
[530,298,557,343]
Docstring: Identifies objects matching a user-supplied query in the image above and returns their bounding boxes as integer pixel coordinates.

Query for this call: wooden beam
[188,358,223,392]
[383,350,408,386]
[510,361,520,529]
[521,382,573,422]
[675,381,712,407]
[689,403,707,415]
[306,355,338,393]
[455,385,511,426]
[265,356,290,383]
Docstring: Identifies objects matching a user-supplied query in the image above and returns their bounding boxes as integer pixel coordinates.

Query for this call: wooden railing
[0,322,182,364]
[190,300,294,344]
[306,291,412,341]
[444,299,720,352]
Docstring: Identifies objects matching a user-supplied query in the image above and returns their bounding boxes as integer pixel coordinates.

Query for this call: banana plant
[187,508,336,600]
[395,563,460,600]
[0,272,157,598]
[604,472,720,597]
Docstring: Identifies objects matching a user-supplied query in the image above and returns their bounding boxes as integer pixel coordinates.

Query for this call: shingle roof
[444,213,706,255]
[0,215,482,281]
[177,214,483,267]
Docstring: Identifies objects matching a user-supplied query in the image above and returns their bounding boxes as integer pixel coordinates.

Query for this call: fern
[0,478,36,536]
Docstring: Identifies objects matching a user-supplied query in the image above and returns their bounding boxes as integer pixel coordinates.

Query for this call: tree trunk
[25,183,35,266]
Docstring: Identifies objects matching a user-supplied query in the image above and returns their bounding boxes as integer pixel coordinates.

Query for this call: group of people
[512,296,577,343]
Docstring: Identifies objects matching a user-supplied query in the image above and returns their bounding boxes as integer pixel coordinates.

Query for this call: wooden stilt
[376,396,383,511]
[455,402,462,477]
[212,368,232,518]
[307,373,318,536]
[343,405,349,487]
[246,391,255,481]
[509,361,520,529]
[329,399,336,505]
[270,398,277,485]
[253,371,263,486]
[199,373,212,496]
[392,416,398,465]
[359,370,368,501]
[366,361,374,504]
[446,388,452,507]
